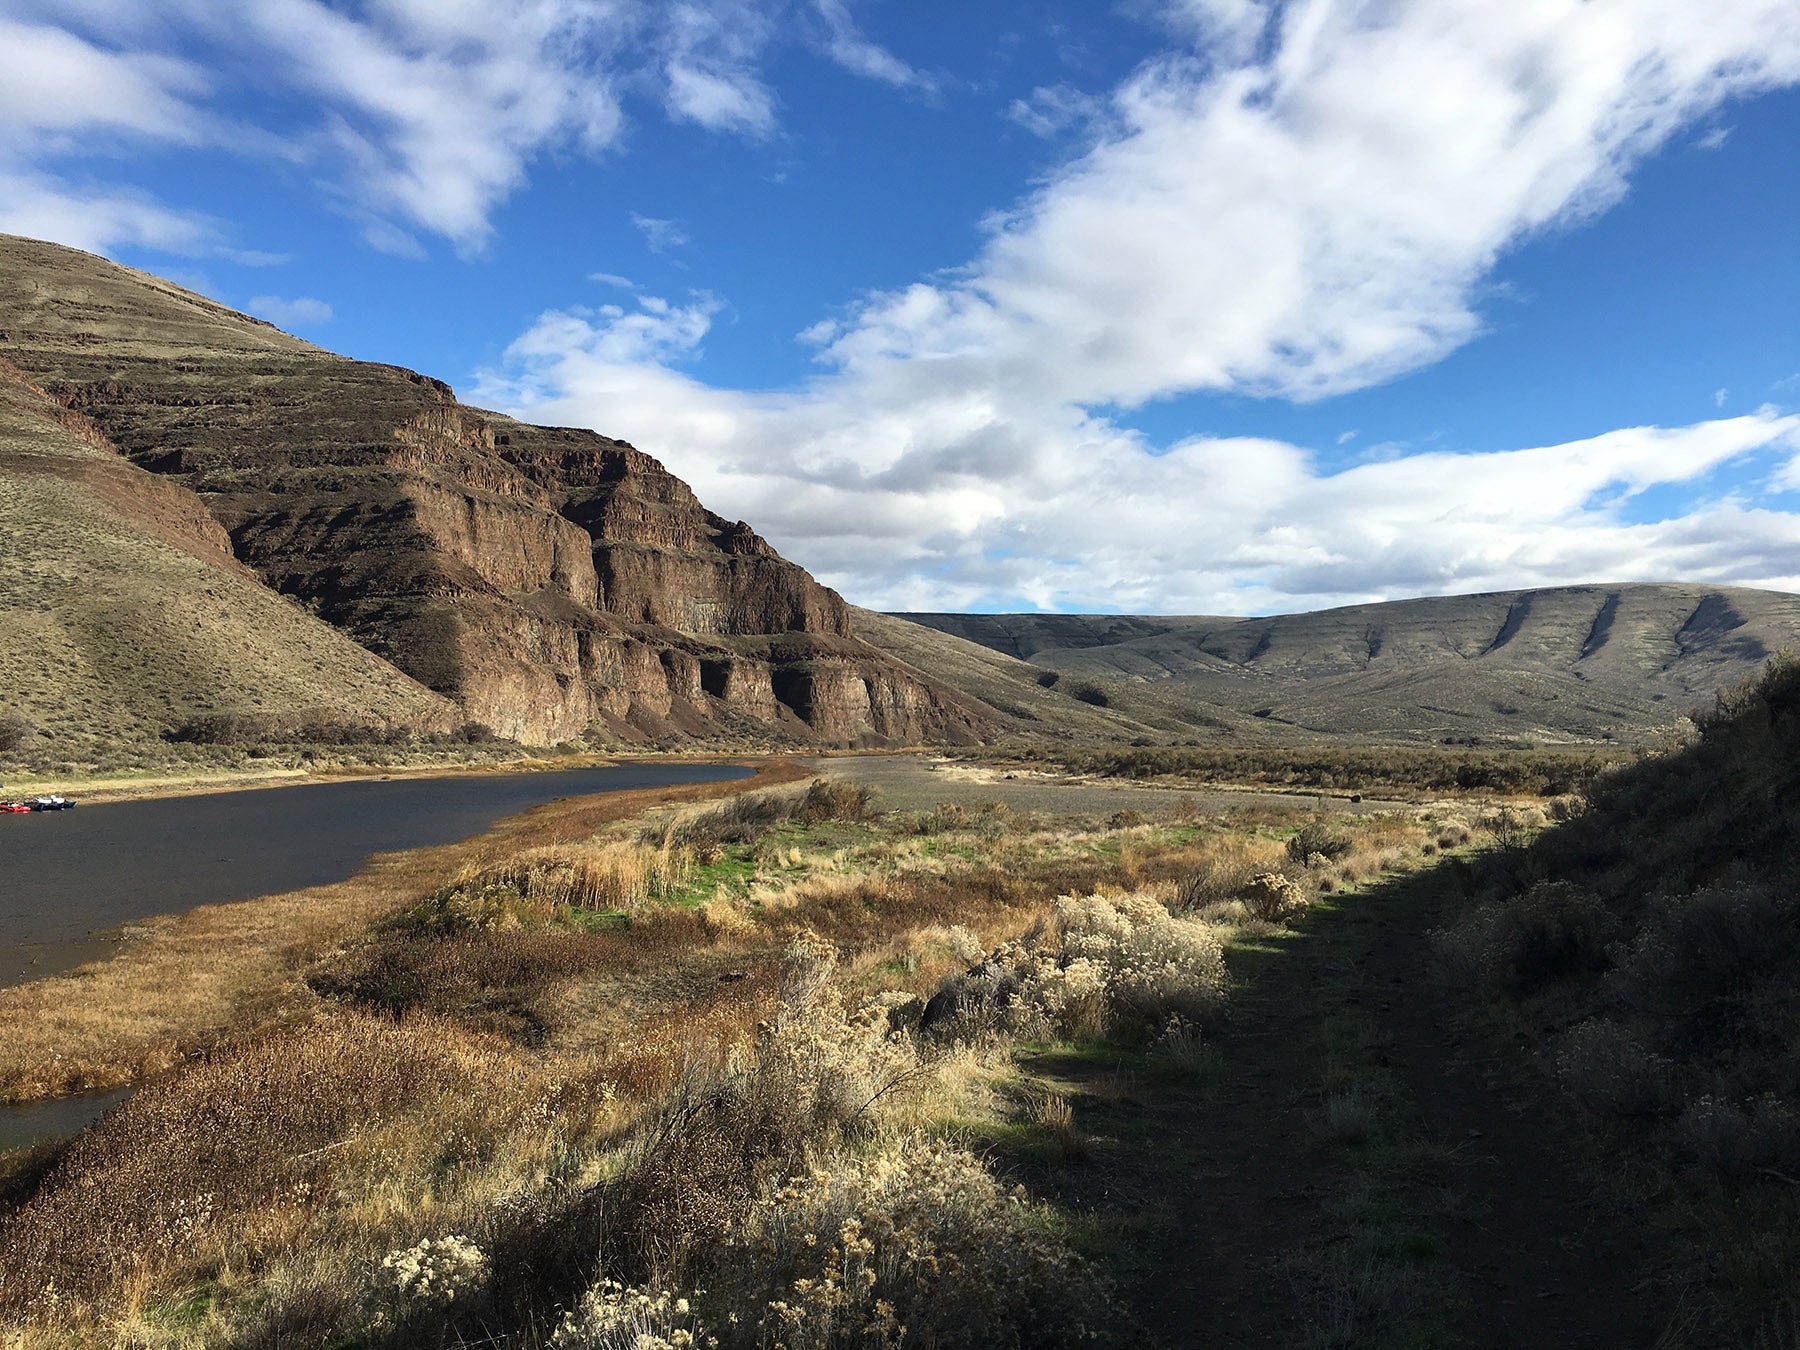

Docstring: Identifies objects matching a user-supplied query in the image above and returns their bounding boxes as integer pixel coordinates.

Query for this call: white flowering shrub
[756,933,920,1129]
[1240,872,1309,923]
[379,1234,488,1309]
[959,891,1228,1040]
[551,1279,715,1349]
[737,1139,1104,1349]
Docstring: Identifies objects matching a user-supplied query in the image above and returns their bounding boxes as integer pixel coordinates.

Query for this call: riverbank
[0,748,642,806]
[0,759,808,1102]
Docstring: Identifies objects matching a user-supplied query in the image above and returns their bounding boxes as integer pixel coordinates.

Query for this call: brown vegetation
[0,756,1461,1347]
[0,762,811,1101]
[1434,652,1800,1340]
[1009,741,1621,796]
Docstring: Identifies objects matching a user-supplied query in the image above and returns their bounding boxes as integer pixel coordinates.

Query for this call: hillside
[1432,654,1800,1336]
[0,236,1002,753]
[846,607,1161,740]
[895,584,1800,742]
[0,357,456,757]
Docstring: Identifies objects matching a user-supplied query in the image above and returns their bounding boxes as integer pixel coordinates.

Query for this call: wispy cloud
[247,294,332,328]
[810,0,935,93]
[0,0,813,257]
[631,213,690,253]
[1006,84,1105,138]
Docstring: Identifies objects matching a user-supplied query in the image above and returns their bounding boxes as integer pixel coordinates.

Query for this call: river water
[0,761,752,987]
[0,761,753,1153]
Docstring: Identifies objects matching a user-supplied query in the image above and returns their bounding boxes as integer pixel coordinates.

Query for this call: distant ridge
[884,584,1800,743]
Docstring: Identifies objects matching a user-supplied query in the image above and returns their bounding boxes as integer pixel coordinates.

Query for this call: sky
[3,0,1800,617]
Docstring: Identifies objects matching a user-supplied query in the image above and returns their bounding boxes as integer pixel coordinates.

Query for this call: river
[0,761,754,1153]
[0,761,752,987]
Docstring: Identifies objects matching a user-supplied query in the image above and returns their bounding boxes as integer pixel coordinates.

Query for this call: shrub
[793,777,877,824]
[600,935,918,1280]
[1554,1020,1674,1119]
[1286,821,1351,865]
[932,891,1229,1041]
[1067,681,1110,708]
[0,714,35,752]
[380,1235,490,1310]
[551,1280,712,1349]
[1674,1094,1800,1180]
[1610,885,1800,1025]
[1174,837,1275,910]
[1445,881,1618,993]
[726,1139,1105,1348]
[657,784,843,848]
[1241,872,1309,924]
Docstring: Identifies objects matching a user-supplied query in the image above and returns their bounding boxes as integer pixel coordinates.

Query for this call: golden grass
[0,762,812,1102]
[0,772,1482,1347]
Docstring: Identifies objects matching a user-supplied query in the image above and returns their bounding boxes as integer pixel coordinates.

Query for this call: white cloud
[1716,387,1730,407]
[247,294,333,327]
[631,213,690,253]
[810,0,934,92]
[0,168,224,257]
[475,298,1800,612]
[809,0,1800,410]
[0,0,807,257]
[473,0,1800,613]
[1005,84,1106,139]
[660,0,778,135]
[1149,0,1271,65]
[589,271,635,288]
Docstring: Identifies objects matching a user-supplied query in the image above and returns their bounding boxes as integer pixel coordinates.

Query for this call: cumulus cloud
[474,298,1800,613]
[474,0,1800,612]
[247,294,333,327]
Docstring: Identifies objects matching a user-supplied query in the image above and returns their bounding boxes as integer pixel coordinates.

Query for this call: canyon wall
[0,234,995,747]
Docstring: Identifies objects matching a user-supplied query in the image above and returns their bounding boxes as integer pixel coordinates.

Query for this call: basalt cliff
[0,235,999,749]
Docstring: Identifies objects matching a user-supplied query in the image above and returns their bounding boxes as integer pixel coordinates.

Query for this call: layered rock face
[0,235,992,746]
[0,358,457,750]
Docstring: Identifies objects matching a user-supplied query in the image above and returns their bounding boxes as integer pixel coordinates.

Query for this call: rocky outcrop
[0,234,996,747]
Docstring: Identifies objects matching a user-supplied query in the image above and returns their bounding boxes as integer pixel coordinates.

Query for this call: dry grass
[0,766,1464,1347]
[1431,654,1800,1336]
[0,762,813,1102]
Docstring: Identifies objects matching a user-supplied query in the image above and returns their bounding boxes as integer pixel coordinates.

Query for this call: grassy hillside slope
[0,361,456,766]
[847,607,1161,740]
[1441,654,1800,1337]
[897,583,1800,742]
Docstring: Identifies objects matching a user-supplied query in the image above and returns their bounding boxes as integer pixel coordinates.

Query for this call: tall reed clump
[653,779,876,856]
[0,1014,571,1338]
[417,842,691,928]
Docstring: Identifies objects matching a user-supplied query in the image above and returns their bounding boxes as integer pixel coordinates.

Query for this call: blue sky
[4,0,1800,615]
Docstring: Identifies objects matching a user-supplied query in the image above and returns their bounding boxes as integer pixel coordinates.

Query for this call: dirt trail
[1367,872,1666,1348]
[1070,863,1666,1347]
